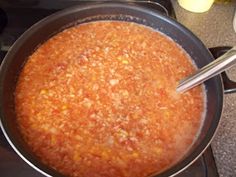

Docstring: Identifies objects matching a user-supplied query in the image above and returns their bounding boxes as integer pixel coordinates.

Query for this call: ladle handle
[177,46,236,93]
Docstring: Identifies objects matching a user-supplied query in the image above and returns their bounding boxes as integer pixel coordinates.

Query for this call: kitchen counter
[172,1,236,177]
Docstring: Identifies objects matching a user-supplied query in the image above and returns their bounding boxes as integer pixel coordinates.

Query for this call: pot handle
[209,46,236,94]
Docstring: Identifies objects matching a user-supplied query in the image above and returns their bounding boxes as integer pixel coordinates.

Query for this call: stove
[0,1,220,177]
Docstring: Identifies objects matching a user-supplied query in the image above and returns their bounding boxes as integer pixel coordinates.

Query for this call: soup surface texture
[15,21,205,177]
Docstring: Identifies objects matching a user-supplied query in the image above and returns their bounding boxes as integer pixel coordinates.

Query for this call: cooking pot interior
[0,3,223,177]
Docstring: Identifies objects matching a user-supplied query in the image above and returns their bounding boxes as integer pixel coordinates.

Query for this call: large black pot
[0,3,235,177]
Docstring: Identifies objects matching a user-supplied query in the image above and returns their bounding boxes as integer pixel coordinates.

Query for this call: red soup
[15,21,205,177]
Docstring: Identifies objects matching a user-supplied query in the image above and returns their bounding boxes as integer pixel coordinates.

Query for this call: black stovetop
[0,1,219,177]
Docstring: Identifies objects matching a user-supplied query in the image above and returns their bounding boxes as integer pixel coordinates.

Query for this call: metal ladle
[177,46,236,93]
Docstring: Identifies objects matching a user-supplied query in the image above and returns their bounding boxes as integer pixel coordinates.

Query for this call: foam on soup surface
[15,21,205,177]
